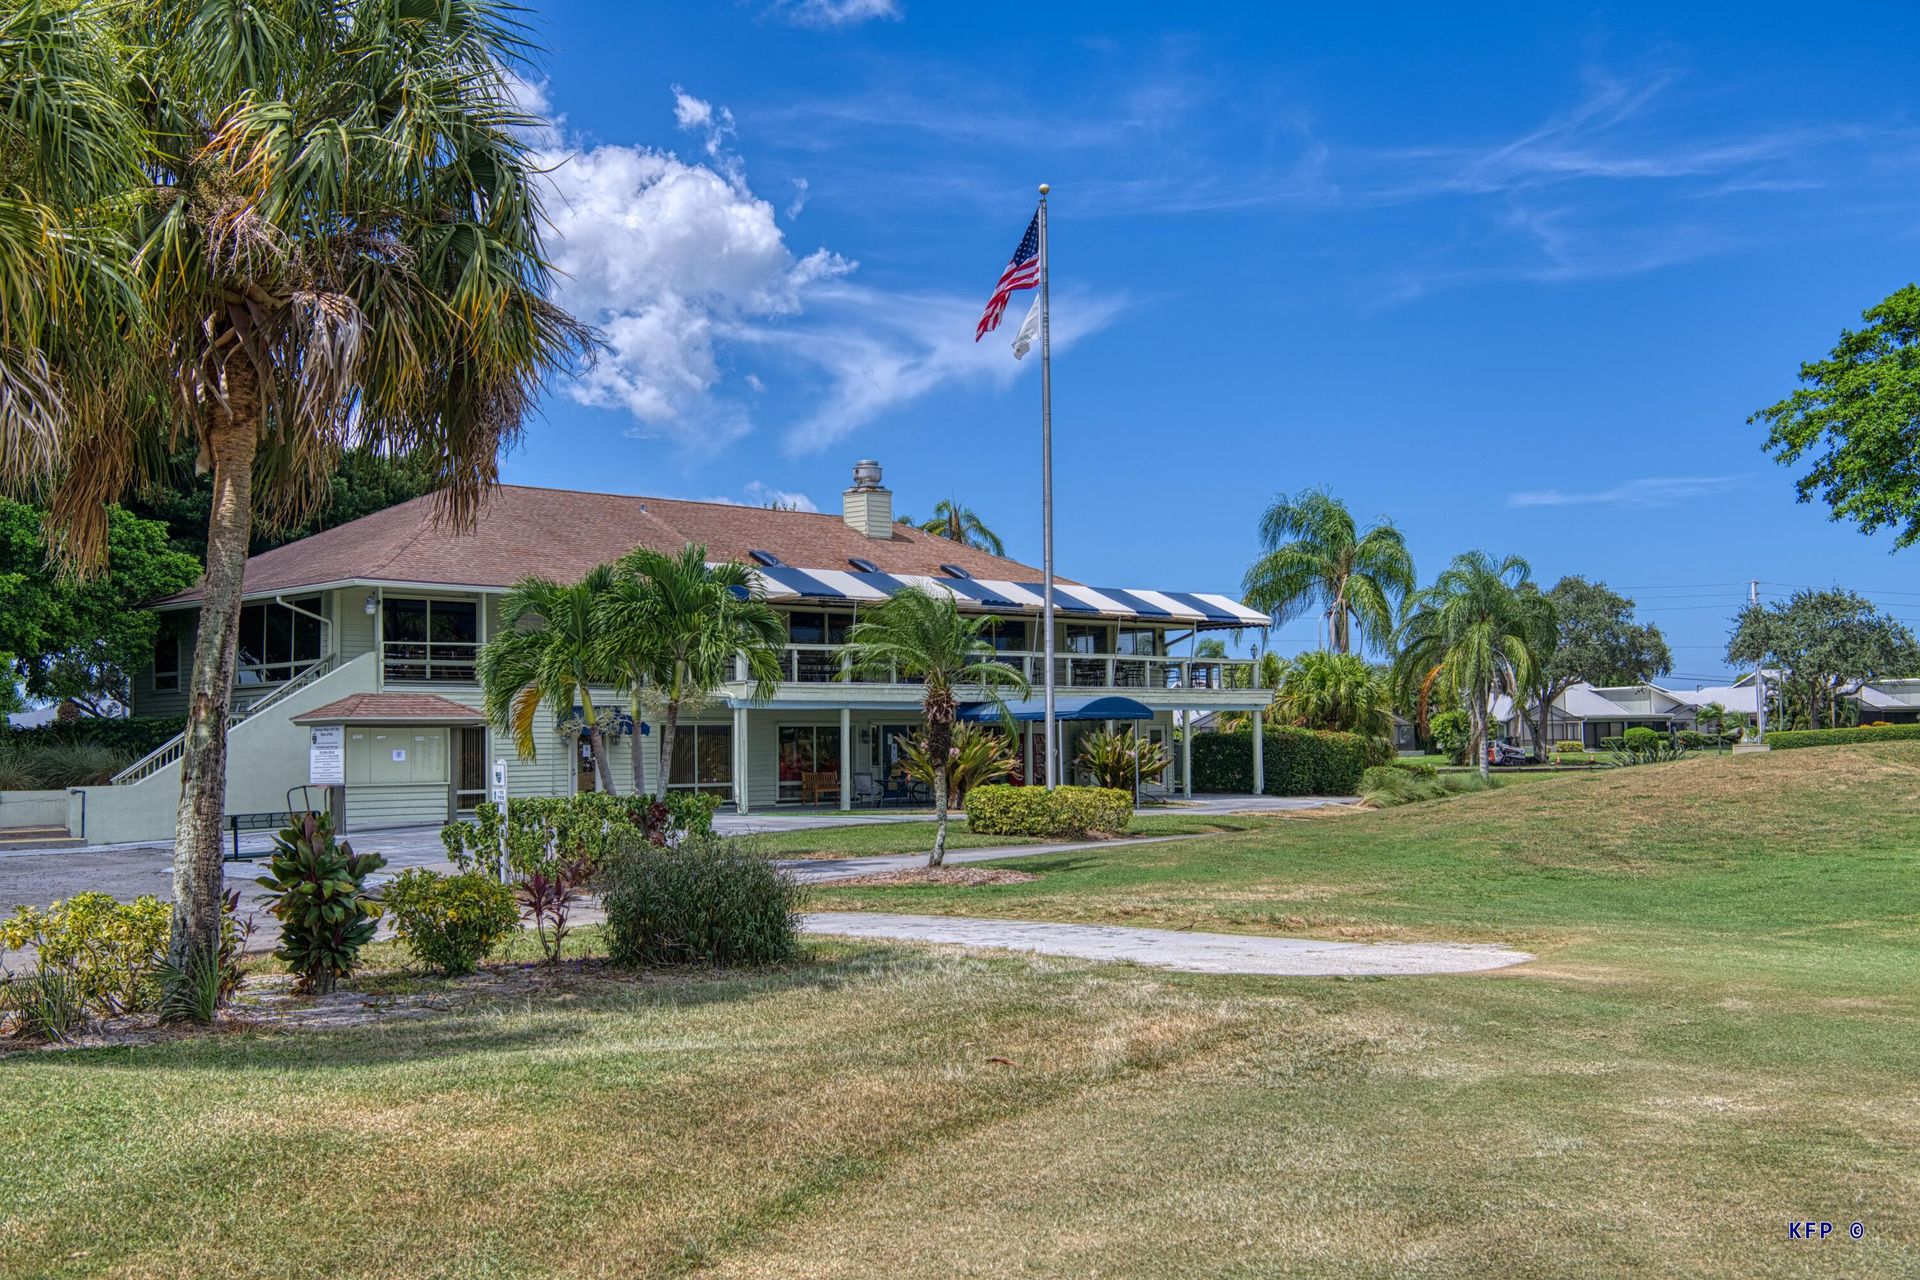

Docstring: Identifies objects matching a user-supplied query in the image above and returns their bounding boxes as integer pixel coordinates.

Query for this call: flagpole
[1038,182,1057,788]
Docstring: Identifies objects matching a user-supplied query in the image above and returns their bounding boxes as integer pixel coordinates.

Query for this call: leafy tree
[1753,285,1920,547]
[1518,577,1672,759]
[597,544,785,801]
[918,498,1006,556]
[0,500,198,713]
[1271,651,1394,739]
[1242,488,1415,654]
[1726,589,1920,730]
[838,588,1029,866]
[1394,552,1547,777]
[0,1,594,994]
[125,445,441,559]
[480,568,620,796]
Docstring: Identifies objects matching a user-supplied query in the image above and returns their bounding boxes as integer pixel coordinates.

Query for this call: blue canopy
[959,694,1155,723]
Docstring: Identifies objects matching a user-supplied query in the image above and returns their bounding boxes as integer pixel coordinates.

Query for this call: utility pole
[1751,579,1768,743]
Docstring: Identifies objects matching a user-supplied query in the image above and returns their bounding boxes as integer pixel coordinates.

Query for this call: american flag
[975,211,1039,340]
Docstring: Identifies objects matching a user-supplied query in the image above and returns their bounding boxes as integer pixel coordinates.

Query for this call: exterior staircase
[0,824,74,850]
[112,654,340,786]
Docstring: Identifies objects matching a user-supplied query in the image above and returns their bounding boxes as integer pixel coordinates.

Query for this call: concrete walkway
[802,912,1533,977]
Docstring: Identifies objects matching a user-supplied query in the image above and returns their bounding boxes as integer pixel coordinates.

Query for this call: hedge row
[965,785,1133,838]
[1764,723,1920,751]
[1,716,185,757]
[1189,727,1389,796]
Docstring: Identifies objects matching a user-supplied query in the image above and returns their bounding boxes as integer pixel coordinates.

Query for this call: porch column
[839,706,852,812]
[1023,723,1034,786]
[733,707,749,815]
[1182,712,1193,799]
[1251,710,1265,795]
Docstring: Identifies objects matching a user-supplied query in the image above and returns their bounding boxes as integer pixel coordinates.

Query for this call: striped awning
[747,567,1267,626]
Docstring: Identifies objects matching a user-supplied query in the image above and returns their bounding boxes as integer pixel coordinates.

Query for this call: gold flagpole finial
[1038,183,1050,196]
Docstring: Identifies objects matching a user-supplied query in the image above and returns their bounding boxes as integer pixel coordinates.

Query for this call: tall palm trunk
[578,691,615,794]
[1470,698,1490,778]
[926,712,952,867]
[657,697,680,808]
[1331,580,1351,654]
[167,366,260,984]
[628,691,648,797]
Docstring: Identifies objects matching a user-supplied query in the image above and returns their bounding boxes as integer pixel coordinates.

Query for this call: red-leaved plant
[516,857,592,963]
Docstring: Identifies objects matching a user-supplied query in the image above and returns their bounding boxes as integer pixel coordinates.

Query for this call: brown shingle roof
[161,485,1057,604]
[291,693,486,724]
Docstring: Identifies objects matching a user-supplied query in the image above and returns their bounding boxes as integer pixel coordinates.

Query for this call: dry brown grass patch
[835,867,1040,887]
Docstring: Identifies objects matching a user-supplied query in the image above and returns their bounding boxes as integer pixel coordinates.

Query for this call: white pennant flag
[1011,293,1041,360]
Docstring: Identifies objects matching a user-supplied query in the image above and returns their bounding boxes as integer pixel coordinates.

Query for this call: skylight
[939,564,973,579]
[748,549,783,567]
[848,557,879,573]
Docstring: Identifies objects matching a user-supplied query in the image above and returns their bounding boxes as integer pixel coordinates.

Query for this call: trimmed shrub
[964,785,1133,838]
[1552,740,1586,754]
[1598,736,1625,751]
[598,833,801,968]
[382,869,520,976]
[1,716,185,758]
[1389,758,1438,778]
[1189,728,1376,796]
[1766,723,1920,751]
[1622,727,1661,751]
[440,791,720,880]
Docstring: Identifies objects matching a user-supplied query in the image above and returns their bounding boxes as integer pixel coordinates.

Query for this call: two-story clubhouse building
[78,462,1271,845]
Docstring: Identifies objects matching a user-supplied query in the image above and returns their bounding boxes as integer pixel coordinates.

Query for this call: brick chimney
[842,459,893,539]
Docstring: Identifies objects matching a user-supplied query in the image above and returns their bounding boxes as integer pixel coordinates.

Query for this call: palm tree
[1272,651,1394,739]
[919,498,1006,557]
[479,568,620,796]
[1393,552,1547,777]
[0,2,593,992]
[838,588,1029,866]
[1242,488,1416,655]
[598,544,785,798]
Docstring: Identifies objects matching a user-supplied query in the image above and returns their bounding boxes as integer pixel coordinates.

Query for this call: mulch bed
[832,866,1040,888]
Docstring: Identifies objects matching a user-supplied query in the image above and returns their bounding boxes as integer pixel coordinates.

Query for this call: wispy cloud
[737,281,1129,454]
[700,481,820,511]
[1508,475,1747,508]
[767,0,901,29]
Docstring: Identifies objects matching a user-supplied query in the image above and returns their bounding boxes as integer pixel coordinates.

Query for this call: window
[778,724,842,803]
[785,610,851,681]
[233,596,324,684]
[785,610,851,645]
[1063,624,1106,655]
[382,598,477,681]
[668,724,733,797]
[152,617,184,691]
[1116,628,1161,657]
[978,618,1028,653]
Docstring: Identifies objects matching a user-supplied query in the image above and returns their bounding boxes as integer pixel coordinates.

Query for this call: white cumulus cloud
[770,0,902,28]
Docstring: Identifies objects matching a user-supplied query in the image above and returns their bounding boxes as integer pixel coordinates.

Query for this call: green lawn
[2,745,1916,1277]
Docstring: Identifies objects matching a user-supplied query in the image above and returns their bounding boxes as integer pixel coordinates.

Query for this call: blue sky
[506,1,1920,682]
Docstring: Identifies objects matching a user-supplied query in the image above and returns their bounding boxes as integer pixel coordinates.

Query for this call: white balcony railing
[382,639,478,683]
[767,645,1257,691]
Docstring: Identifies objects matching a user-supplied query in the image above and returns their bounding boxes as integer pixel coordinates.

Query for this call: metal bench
[225,811,288,861]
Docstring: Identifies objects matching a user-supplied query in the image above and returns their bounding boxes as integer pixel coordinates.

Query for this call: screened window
[668,724,733,797]
[1116,628,1161,657]
[778,724,842,803]
[979,618,1028,653]
[382,598,478,682]
[234,596,324,684]
[1063,624,1106,655]
[785,610,851,645]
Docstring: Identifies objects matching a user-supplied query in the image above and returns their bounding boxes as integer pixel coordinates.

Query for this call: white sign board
[491,759,508,803]
[308,725,345,786]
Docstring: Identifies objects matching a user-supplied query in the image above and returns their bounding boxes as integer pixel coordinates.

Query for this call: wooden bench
[800,771,840,805]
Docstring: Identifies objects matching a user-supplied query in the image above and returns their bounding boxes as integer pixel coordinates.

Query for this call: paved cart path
[802,912,1533,977]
